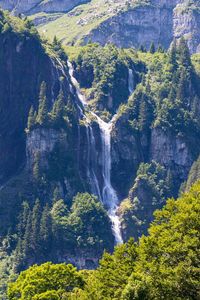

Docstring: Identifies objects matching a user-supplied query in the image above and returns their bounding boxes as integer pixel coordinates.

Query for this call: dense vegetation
[119,161,173,240]
[7,181,200,299]
[70,43,144,117]
[11,193,113,272]
[0,10,200,299]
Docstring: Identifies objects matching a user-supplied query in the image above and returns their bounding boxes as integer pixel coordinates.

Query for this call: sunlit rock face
[82,0,200,53]
[0,0,199,53]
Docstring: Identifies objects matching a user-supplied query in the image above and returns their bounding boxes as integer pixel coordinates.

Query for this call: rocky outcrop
[111,113,143,199]
[118,160,171,241]
[1,0,199,53]
[0,0,90,15]
[26,128,68,168]
[150,128,194,184]
[84,2,175,50]
[111,117,198,200]
[173,1,200,54]
[62,252,99,270]
[0,13,77,186]
[83,0,200,53]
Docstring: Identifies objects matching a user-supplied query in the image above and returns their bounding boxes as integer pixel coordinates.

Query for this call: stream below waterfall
[68,61,123,244]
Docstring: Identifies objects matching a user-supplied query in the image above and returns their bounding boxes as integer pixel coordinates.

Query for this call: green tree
[37,82,49,125]
[39,204,52,254]
[80,239,137,300]
[185,155,200,191]
[178,37,192,70]
[27,106,36,130]
[31,199,42,254]
[33,152,42,182]
[124,181,200,299]
[157,44,164,53]
[51,89,66,127]
[8,262,84,300]
[149,42,155,54]
[169,40,178,71]
[67,193,114,251]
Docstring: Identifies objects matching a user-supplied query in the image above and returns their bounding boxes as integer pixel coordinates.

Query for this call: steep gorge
[0,10,200,274]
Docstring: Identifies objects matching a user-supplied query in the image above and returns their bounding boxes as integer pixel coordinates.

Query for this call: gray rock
[26,128,68,168]
[150,127,193,180]
[83,0,200,53]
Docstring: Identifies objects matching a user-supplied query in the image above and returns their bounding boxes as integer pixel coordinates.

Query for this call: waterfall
[128,68,134,95]
[97,117,123,244]
[67,61,123,244]
[86,125,102,201]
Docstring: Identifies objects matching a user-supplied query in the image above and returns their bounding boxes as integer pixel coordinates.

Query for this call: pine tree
[37,81,49,125]
[39,204,52,254]
[22,210,32,257]
[17,201,30,239]
[138,98,148,131]
[168,85,176,104]
[52,89,65,124]
[178,37,192,70]
[33,152,41,182]
[52,36,62,51]
[185,155,200,191]
[177,69,189,106]
[31,199,41,253]
[157,44,164,53]
[27,106,36,130]
[138,93,153,131]
[139,44,146,52]
[53,187,63,203]
[149,42,156,54]
[14,238,25,273]
[169,40,178,71]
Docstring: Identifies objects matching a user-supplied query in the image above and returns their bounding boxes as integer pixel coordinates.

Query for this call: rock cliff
[38,0,200,53]
[83,0,200,53]
[1,0,200,53]
[0,20,70,184]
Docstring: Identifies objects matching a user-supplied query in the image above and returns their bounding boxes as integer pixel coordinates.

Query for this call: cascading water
[97,117,123,244]
[68,62,101,201]
[128,68,134,95]
[67,61,123,244]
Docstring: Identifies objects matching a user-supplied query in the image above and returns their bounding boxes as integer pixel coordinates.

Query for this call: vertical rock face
[84,4,175,50]
[150,128,194,187]
[111,114,143,199]
[26,128,68,169]
[173,2,200,54]
[111,121,197,199]
[82,0,200,53]
[0,29,71,184]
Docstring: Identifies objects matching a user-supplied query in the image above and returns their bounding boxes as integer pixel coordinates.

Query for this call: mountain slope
[1,0,200,53]
[0,9,200,295]
[39,0,200,53]
[0,11,72,184]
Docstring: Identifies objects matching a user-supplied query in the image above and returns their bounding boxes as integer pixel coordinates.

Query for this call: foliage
[119,161,173,240]
[65,193,114,251]
[27,83,72,131]
[11,193,113,273]
[74,181,200,300]
[69,43,143,117]
[184,154,200,191]
[126,181,200,300]
[7,262,84,300]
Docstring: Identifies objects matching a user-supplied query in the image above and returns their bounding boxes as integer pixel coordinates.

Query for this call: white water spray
[67,61,123,244]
